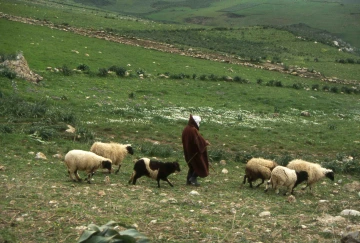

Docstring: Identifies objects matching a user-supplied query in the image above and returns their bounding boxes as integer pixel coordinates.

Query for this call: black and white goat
[128,158,180,188]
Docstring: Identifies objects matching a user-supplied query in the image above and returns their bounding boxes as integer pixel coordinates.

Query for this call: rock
[35,152,47,160]
[287,195,296,203]
[301,111,311,117]
[0,53,43,83]
[259,211,271,217]
[189,190,200,196]
[344,181,360,192]
[52,153,63,159]
[220,160,226,165]
[341,231,360,243]
[317,214,346,225]
[340,210,360,216]
[104,176,110,184]
[66,125,76,133]
[222,168,228,174]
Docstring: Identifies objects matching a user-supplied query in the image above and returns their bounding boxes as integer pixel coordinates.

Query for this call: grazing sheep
[243,158,278,188]
[264,166,308,195]
[286,159,334,191]
[90,142,134,174]
[128,158,181,188]
[64,150,112,184]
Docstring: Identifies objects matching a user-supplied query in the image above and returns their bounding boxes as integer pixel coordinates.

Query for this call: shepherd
[182,114,210,186]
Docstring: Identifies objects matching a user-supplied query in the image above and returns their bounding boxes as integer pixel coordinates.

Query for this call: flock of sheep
[243,157,335,195]
[64,142,180,188]
[64,142,335,194]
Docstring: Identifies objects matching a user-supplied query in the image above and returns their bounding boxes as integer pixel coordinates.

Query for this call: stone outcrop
[1,53,43,83]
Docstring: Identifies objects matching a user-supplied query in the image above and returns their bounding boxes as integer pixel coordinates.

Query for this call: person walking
[182,114,210,186]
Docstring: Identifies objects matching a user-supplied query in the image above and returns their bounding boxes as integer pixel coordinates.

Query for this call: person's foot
[189,177,200,186]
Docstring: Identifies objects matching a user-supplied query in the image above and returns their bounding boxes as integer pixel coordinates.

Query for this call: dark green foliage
[323,154,360,174]
[208,147,227,162]
[330,86,339,93]
[77,64,90,72]
[108,65,127,77]
[98,68,108,77]
[0,124,13,134]
[312,84,320,90]
[75,126,95,143]
[129,92,135,99]
[256,78,263,85]
[199,74,207,81]
[0,52,17,62]
[0,95,48,118]
[61,65,73,76]
[271,56,282,64]
[138,142,173,157]
[292,83,303,90]
[266,80,282,87]
[77,221,149,243]
[0,68,17,79]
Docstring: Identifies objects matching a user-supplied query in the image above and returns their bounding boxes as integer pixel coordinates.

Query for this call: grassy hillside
[68,0,360,49]
[1,1,360,243]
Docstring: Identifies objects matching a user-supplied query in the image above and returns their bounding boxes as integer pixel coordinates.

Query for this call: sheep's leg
[264,179,271,192]
[275,187,279,194]
[128,171,135,184]
[115,164,121,174]
[157,179,161,188]
[132,174,141,185]
[301,183,309,190]
[86,173,92,184]
[256,179,265,187]
[164,178,174,187]
[74,170,82,182]
[68,171,76,182]
[249,180,253,188]
[243,175,247,185]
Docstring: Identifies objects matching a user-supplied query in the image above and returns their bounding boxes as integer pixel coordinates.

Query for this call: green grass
[44,0,360,49]
[1,1,360,242]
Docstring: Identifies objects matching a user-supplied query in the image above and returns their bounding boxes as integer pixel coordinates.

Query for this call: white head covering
[192,115,201,128]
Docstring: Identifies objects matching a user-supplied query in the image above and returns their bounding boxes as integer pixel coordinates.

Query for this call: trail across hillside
[1,12,356,85]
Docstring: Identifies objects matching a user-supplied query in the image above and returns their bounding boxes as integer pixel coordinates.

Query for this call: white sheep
[243,158,278,188]
[264,166,308,195]
[64,150,112,183]
[90,142,134,174]
[286,159,334,191]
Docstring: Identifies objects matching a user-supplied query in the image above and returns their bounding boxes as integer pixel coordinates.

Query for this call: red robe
[182,115,209,178]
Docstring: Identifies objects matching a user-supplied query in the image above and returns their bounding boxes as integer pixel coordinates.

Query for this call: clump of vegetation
[108,65,127,77]
[61,65,73,76]
[78,221,149,243]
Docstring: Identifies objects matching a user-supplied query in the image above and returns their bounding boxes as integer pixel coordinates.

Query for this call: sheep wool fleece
[182,114,209,178]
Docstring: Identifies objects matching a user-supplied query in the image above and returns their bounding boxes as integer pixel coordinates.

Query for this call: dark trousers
[187,166,198,184]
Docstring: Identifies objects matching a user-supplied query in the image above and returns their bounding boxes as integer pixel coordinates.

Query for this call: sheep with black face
[90,142,134,174]
[64,150,112,184]
[287,159,334,191]
[128,158,181,188]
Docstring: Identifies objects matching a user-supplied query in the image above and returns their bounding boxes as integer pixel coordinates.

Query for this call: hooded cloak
[182,114,209,178]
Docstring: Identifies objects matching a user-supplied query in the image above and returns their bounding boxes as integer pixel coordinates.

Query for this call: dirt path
[1,12,357,85]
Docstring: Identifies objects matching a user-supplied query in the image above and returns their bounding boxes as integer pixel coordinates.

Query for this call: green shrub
[98,68,109,77]
[78,221,149,243]
[199,74,207,81]
[108,65,127,77]
[77,64,90,72]
[292,83,303,90]
[61,65,73,76]
[312,84,320,90]
[0,68,17,79]
[138,142,173,157]
[0,125,13,133]
[75,127,95,143]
